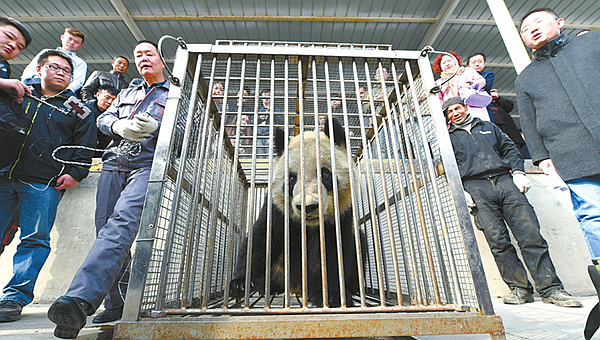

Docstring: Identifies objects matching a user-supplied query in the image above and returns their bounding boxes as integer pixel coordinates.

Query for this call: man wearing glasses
[516,8,600,279]
[0,50,96,322]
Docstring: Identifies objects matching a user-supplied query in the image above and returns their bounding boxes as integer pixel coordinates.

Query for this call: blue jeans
[566,174,600,258]
[0,176,64,306]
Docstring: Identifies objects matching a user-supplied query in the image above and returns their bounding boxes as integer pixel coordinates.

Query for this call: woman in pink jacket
[432,51,490,122]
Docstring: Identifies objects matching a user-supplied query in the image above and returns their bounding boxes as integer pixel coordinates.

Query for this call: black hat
[1,17,32,49]
[442,97,465,114]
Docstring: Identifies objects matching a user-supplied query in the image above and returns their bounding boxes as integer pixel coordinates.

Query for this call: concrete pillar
[486,0,531,74]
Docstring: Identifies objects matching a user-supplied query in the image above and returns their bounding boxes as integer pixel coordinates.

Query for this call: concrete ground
[1,296,598,340]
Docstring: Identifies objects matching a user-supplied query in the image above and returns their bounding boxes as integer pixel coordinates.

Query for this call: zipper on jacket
[9,102,40,179]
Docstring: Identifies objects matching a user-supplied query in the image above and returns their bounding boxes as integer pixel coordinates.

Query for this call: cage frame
[115,41,506,340]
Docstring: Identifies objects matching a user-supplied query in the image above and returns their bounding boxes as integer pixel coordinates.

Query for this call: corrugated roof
[4,0,600,97]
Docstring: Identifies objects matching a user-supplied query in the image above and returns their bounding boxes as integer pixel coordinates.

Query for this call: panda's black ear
[274,128,286,156]
[323,118,346,149]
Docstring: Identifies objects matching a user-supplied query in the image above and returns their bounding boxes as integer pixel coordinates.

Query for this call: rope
[52,139,142,167]
[157,35,187,87]
[420,46,460,94]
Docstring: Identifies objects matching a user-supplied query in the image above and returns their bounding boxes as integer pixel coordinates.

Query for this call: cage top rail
[186,41,423,60]
[215,40,393,51]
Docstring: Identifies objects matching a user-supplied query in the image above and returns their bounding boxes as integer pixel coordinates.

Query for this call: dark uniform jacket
[81,70,127,102]
[491,96,525,148]
[97,80,170,171]
[516,30,600,182]
[448,118,524,181]
[3,85,96,185]
[87,99,113,156]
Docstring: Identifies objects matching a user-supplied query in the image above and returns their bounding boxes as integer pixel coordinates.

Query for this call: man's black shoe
[503,287,534,305]
[0,300,22,322]
[47,296,89,339]
[92,306,123,323]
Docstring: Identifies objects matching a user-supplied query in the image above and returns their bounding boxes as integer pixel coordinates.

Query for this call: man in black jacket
[516,7,600,275]
[489,89,529,159]
[0,50,96,322]
[80,55,128,102]
[0,16,31,102]
[0,16,31,257]
[443,96,580,307]
[87,84,118,157]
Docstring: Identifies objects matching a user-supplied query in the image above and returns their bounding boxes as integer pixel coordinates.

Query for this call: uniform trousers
[65,167,150,311]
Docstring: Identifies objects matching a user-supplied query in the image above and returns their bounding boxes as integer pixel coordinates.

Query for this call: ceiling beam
[130,15,436,23]
[10,14,599,30]
[13,15,436,24]
[110,0,145,41]
[14,15,121,22]
[485,62,514,68]
[420,0,462,48]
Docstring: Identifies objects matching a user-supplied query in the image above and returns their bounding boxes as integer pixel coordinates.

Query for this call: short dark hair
[64,28,86,44]
[38,50,74,73]
[0,16,31,48]
[114,55,129,64]
[467,52,486,62]
[134,40,158,51]
[260,88,271,95]
[519,8,559,31]
[97,84,119,96]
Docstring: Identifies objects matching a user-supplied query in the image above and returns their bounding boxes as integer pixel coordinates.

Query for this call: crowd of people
[0,17,170,339]
[0,5,598,339]
[437,7,600,313]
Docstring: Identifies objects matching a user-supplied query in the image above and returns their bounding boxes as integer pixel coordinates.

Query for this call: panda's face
[272,120,356,226]
[286,165,335,224]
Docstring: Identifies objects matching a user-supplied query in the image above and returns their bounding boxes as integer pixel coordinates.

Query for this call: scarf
[451,113,474,131]
[440,66,465,97]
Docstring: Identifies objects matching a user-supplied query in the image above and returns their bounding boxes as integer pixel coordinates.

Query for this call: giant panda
[229,118,361,307]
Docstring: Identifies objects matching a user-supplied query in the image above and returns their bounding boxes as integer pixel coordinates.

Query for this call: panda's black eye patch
[288,172,297,196]
[321,167,333,191]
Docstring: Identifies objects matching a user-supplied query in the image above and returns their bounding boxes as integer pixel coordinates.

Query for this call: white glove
[512,172,531,193]
[133,112,159,134]
[112,118,149,142]
[464,190,476,208]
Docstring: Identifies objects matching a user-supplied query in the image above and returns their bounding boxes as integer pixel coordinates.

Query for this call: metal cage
[115,41,506,340]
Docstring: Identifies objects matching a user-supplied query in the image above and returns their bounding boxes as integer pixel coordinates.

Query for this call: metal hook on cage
[157,35,187,87]
[420,46,460,94]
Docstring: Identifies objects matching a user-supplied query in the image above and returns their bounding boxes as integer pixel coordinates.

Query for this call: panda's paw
[229,278,246,298]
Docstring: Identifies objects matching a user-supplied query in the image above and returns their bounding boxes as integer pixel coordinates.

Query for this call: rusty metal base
[114,312,506,339]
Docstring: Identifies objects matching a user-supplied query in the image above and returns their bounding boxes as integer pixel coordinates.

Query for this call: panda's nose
[298,204,319,214]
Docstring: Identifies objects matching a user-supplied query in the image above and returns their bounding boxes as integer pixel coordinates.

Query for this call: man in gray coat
[516,8,600,273]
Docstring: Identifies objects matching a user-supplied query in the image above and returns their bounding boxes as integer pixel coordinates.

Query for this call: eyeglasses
[44,63,72,76]
[521,16,557,35]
